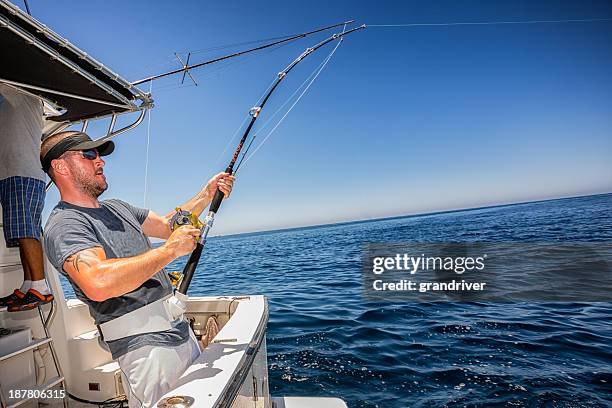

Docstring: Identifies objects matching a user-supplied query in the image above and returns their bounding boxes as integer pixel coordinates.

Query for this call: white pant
[118,329,201,408]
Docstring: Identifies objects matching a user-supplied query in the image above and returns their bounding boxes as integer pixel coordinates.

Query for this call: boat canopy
[0,0,151,124]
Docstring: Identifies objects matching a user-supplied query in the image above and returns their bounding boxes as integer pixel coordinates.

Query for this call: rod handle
[178,242,203,294]
[209,166,232,213]
[209,188,225,214]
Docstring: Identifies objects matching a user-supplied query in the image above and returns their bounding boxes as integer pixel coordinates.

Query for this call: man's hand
[205,172,235,199]
[163,172,236,226]
[163,225,201,257]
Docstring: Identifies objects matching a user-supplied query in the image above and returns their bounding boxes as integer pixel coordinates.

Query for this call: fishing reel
[167,208,204,288]
[169,207,204,231]
[167,271,182,288]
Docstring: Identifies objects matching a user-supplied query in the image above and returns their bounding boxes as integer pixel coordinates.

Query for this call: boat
[0,1,347,407]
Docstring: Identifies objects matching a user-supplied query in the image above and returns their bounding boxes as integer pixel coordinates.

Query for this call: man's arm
[63,225,200,302]
[141,210,173,240]
[141,172,234,239]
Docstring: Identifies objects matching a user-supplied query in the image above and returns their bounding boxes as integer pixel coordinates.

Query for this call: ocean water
[61,193,612,407]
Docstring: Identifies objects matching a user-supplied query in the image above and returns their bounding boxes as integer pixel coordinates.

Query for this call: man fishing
[41,130,234,407]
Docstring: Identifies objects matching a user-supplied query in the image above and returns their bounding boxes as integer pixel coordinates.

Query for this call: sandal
[7,289,54,312]
[0,289,26,307]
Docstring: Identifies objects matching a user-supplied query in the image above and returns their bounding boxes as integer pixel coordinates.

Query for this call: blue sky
[31,0,612,235]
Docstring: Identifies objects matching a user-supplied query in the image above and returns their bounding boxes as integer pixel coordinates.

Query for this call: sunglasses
[66,148,99,160]
[81,148,99,160]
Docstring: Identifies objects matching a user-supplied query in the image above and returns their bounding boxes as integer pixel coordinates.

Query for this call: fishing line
[247,54,331,143]
[176,24,365,294]
[178,23,355,56]
[190,42,289,82]
[256,22,347,131]
[248,41,342,121]
[233,55,333,171]
[133,20,353,85]
[235,39,343,171]
[368,17,612,28]
[242,23,348,139]
[149,82,197,93]
[212,31,322,167]
[235,37,344,173]
[174,42,291,92]
[183,33,297,55]
[143,80,153,207]
[134,41,291,89]
[145,43,288,94]
[213,114,251,167]
[213,72,280,167]
[140,40,288,82]
[152,44,293,170]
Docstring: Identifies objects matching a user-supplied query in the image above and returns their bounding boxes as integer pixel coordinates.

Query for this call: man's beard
[71,166,108,198]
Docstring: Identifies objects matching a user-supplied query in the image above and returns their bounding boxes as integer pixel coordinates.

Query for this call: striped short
[0,176,46,248]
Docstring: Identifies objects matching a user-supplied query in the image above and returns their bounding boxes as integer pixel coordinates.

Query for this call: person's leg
[26,178,48,293]
[6,177,52,311]
[19,238,51,294]
[18,238,44,280]
[118,332,201,407]
[18,238,33,292]
[0,177,27,305]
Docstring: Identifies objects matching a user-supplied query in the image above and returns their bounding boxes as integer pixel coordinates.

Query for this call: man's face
[62,149,108,198]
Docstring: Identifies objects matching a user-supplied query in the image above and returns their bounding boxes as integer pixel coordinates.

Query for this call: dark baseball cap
[41,132,114,173]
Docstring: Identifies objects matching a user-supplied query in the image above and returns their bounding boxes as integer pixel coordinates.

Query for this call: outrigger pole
[131,20,355,86]
[178,23,366,294]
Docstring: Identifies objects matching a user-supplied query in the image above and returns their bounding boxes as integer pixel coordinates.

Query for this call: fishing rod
[176,23,366,294]
[132,19,354,86]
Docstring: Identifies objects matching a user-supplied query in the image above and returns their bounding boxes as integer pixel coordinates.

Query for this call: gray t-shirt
[44,199,190,359]
[0,84,45,181]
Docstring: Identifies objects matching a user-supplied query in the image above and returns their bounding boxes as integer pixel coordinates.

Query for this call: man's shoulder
[101,198,131,211]
[102,198,124,205]
[47,201,82,217]
[102,199,149,224]
[43,202,100,267]
[45,202,90,230]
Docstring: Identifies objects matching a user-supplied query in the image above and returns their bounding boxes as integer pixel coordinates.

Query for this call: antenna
[174,52,198,86]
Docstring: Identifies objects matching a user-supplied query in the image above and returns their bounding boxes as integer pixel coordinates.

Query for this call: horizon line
[214,190,612,239]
